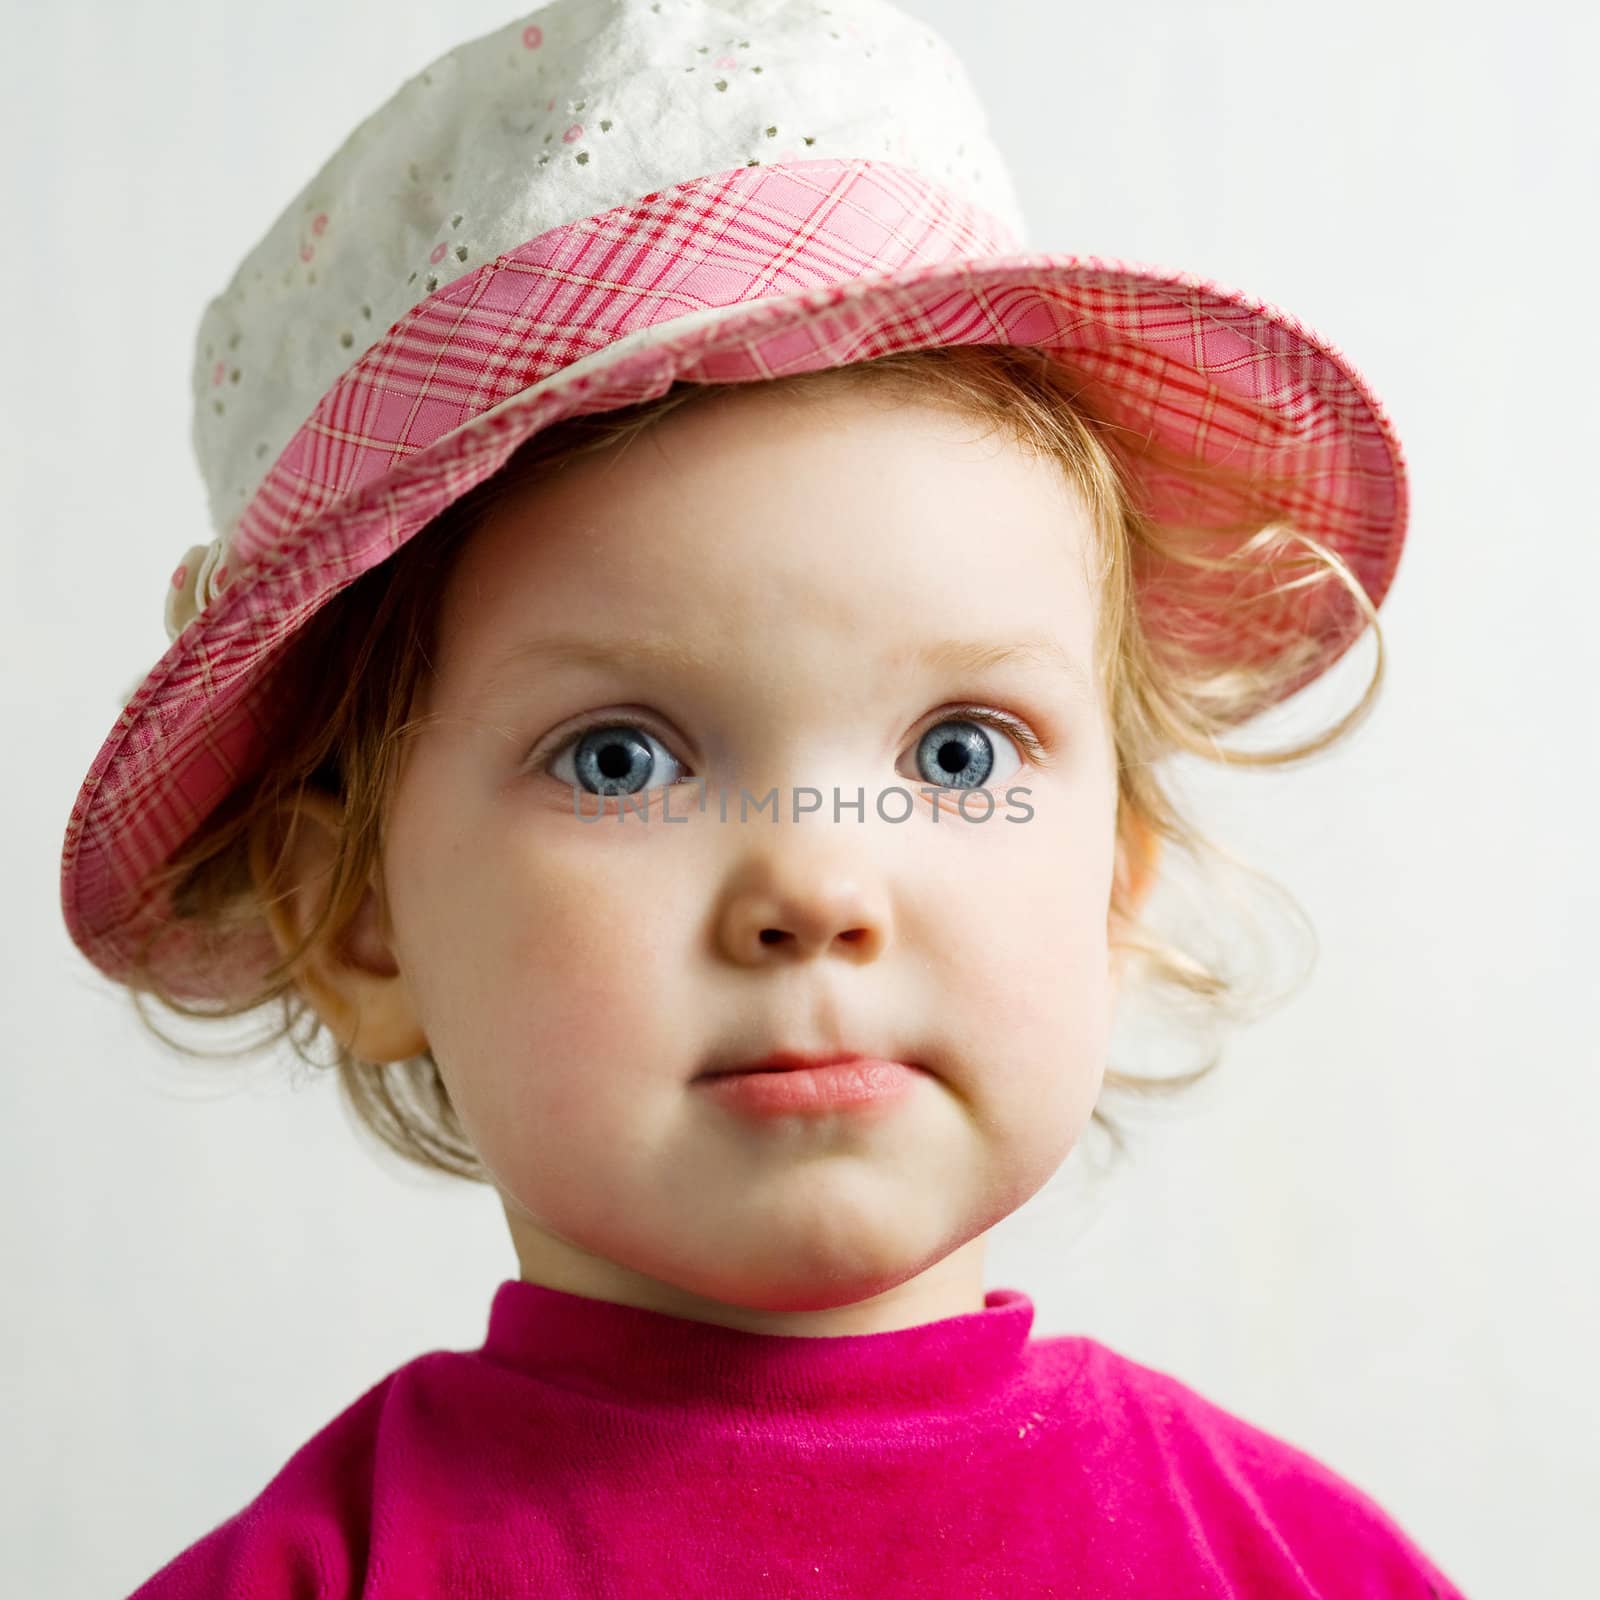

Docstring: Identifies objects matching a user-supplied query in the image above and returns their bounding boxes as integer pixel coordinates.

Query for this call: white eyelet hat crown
[188,0,1027,559]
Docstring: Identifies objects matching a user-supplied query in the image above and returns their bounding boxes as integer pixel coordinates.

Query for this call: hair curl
[121,341,1385,1183]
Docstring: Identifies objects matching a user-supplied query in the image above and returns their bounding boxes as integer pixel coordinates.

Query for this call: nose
[716,847,892,965]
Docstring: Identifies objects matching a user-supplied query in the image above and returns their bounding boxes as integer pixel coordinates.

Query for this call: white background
[4,2,1596,1595]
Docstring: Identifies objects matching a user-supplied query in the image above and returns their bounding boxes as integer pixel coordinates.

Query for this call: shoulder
[1047,1337,1468,1598]
[126,1362,411,1600]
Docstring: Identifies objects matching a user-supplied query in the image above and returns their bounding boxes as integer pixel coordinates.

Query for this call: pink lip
[699,1049,874,1079]
[695,1055,925,1118]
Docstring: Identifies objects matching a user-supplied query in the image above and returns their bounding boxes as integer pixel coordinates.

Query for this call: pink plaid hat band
[61,0,1409,1001]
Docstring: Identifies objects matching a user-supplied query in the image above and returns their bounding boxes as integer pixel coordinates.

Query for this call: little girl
[62,0,1469,1595]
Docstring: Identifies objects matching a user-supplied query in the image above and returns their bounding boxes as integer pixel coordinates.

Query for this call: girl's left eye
[908,713,1029,790]
[536,708,1043,801]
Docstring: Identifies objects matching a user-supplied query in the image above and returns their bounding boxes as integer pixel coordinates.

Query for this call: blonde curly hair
[122,341,1385,1182]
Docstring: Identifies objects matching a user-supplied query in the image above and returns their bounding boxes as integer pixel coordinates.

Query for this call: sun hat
[60,0,1409,1004]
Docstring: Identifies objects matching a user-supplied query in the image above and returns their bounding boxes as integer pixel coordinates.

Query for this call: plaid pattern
[60,158,1408,999]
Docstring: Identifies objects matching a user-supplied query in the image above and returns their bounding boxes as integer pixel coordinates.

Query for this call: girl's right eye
[544,720,688,798]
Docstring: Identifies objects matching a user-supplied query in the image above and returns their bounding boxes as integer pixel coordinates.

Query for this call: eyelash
[531,703,1051,782]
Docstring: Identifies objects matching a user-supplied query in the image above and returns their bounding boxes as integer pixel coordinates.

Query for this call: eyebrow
[908,635,1093,694]
[481,631,1094,698]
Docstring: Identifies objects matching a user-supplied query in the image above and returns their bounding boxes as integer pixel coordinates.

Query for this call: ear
[1108,807,1162,988]
[254,789,430,1065]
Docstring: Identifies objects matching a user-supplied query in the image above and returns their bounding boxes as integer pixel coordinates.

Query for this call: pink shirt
[129,1280,1468,1597]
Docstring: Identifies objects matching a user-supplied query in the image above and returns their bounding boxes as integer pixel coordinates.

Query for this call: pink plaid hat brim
[61,158,1407,999]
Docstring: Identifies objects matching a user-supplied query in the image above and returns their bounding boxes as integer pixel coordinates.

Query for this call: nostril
[758,929,785,945]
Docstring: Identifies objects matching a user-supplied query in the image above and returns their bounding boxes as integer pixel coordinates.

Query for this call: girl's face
[379,378,1132,1334]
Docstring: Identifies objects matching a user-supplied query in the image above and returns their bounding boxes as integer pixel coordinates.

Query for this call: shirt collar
[480,1277,1036,1423]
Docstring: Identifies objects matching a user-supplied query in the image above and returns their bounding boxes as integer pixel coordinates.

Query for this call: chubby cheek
[420,850,688,1174]
[935,831,1112,1153]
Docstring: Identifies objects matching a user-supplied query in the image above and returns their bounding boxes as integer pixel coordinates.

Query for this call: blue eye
[537,706,1040,803]
[549,722,685,797]
[912,716,1024,790]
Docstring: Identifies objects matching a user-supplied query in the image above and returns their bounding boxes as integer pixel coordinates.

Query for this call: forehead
[476,629,1096,711]
[439,378,1105,694]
